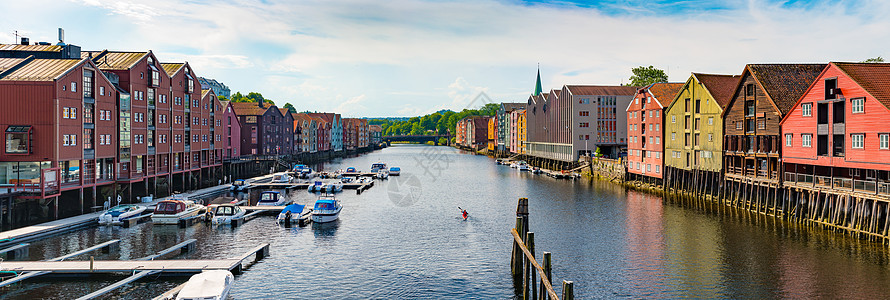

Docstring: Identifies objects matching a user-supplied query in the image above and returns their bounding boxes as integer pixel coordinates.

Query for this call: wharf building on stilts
[625,82,684,186]
[661,73,740,196]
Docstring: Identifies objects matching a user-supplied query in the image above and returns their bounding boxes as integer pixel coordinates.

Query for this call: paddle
[458,207,468,220]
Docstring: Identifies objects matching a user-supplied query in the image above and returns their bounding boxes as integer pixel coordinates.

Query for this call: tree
[217,95,228,101]
[629,65,668,86]
[283,103,297,113]
[862,56,885,63]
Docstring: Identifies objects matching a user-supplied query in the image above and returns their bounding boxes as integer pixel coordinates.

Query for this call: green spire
[533,66,543,96]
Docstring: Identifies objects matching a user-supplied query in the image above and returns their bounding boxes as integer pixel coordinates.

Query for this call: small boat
[311,196,342,223]
[270,172,292,184]
[371,162,387,173]
[209,204,245,225]
[532,167,543,174]
[175,270,234,300]
[345,167,357,173]
[308,181,324,192]
[389,167,401,176]
[340,176,355,184]
[230,179,250,192]
[516,161,530,171]
[324,182,343,193]
[257,191,289,206]
[98,204,146,225]
[376,170,389,179]
[277,203,311,226]
[152,196,205,225]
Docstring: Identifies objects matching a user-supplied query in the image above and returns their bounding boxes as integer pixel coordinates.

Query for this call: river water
[3,144,890,299]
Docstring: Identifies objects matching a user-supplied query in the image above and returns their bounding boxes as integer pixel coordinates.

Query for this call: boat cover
[177,270,232,299]
[280,203,305,214]
[314,199,337,210]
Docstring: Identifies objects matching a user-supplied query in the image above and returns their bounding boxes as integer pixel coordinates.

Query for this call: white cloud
[15,0,890,117]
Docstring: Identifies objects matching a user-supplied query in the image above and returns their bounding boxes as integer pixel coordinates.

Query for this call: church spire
[533,64,543,96]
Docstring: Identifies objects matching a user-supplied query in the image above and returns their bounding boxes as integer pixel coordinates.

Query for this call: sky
[1,0,888,117]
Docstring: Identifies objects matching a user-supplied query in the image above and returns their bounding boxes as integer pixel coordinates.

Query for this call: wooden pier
[510,198,573,300]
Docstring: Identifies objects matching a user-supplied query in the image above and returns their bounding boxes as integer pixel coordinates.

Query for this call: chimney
[258,99,263,108]
[20,37,29,45]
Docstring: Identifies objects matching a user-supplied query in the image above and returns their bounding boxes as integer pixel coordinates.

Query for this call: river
[3,144,890,299]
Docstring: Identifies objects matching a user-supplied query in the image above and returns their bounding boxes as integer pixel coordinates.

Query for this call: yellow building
[487,117,496,151]
[517,110,527,154]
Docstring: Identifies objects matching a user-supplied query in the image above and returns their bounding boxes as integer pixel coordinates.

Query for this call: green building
[663,73,740,189]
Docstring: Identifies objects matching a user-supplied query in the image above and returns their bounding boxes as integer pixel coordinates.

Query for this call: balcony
[83,97,95,104]
[83,149,95,160]
[785,172,885,195]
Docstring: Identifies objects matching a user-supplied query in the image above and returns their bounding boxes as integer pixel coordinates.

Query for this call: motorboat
[345,167,357,173]
[509,161,519,168]
[389,167,401,176]
[230,179,250,192]
[152,196,205,225]
[175,270,234,300]
[340,176,355,184]
[376,170,389,179]
[516,161,530,171]
[308,180,324,192]
[532,167,543,174]
[371,162,387,173]
[270,172,292,184]
[311,196,342,223]
[324,182,343,193]
[277,203,311,226]
[98,204,146,225]
[209,204,245,225]
[257,191,289,206]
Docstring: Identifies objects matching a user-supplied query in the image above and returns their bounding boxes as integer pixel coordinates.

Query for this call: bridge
[383,134,452,146]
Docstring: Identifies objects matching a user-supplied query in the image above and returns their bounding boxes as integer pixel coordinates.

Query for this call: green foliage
[217,95,228,101]
[862,56,885,63]
[381,105,497,136]
[230,91,275,106]
[283,103,297,113]
[629,66,668,86]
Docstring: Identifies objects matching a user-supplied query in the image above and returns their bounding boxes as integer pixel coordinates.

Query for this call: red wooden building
[626,82,684,180]
[218,100,242,159]
[781,62,890,195]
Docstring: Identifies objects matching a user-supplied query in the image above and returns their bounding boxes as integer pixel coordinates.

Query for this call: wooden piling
[542,252,551,300]
[562,281,574,300]
[527,232,536,300]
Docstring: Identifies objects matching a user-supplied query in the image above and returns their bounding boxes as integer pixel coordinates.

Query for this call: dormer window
[825,78,838,100]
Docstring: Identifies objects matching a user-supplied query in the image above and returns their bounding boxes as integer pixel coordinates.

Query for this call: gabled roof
[833,62,890,110]
[160,63,184,77]
[0,58,26,73]
[278,108,291,118]
[0,57,84,81]
[83,50,149,70]
[743,64,827,114]
[693,73,741,108]
[231,101,274,116]
[0,44,63,52]
[647,82,684,108]
[501,102,525,112]
[201,89,212,99]
[564,85,638,96]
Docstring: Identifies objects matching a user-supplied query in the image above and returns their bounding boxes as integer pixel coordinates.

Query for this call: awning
[5,125,31,133]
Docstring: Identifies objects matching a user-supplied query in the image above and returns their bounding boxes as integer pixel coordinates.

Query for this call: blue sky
[1,0,888,117]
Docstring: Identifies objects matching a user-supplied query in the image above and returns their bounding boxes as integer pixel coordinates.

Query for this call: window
[802,134,812,147]
[708,117,713,125]
[852,98,864,113]
[786,134,793,147]
[579,123,589,128]
[99,86,105,96]
[852,134,864,149]
[655,124,659,131]
[71,81,77,93]
[825,78,837,99]
[83,70,93,98]
[736,121,742,130]
[580,98,589,104]
[5,126,30,153]
[83,129,93,149]
[802,103,812,116]
[671,115,676,123]
[881,134,889,150]
[579,111,589,116]
[746,84,754,97]
[757,118,765,129]
[708,133,712,141]
[671,132,676,140]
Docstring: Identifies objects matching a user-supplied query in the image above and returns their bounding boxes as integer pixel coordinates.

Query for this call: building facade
[626,82,683,180]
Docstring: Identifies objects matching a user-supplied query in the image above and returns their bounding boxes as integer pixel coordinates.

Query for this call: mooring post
[90,256,94,272]
[562,280,574,300]
[512,216,524,284]
[527,232,536,300]
[542,252,551,300]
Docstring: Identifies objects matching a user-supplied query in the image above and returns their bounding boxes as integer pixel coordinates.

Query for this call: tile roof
[564,85,639,96]
[747,64,827,114]
[83,51,148,70]
[501,102,525,112]
[0,58,83,81]
[647,82,684,107]
[693,73,741,108]
[0,44,63,52]
[278,108,291,117]
[0,58,26,73]
[307,113,339,123]
[834,62,890,110]
[160,63,184,77]
[231,101,274,116]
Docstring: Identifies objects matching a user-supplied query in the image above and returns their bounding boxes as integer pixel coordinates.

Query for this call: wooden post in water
[562,280,574,300]
[527,232,536,300]
[542,252,551,300]
[512,216,524,285]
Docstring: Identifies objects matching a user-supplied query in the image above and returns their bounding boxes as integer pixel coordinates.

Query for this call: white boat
[371,162,387,173]
[389,167,401,176]
[210,204,245,225]
[175,270,234,300]
[376,170,389,179]
[277,203,311,226]
[152,197,205,225]
[311,196,341,223]
[229,179,250,192]
[257,191,289,206]
[98,204,146,225]
[325,182,343,193]
[308,181,324,192]
[516,161,530,171]
[270,172,292,183]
